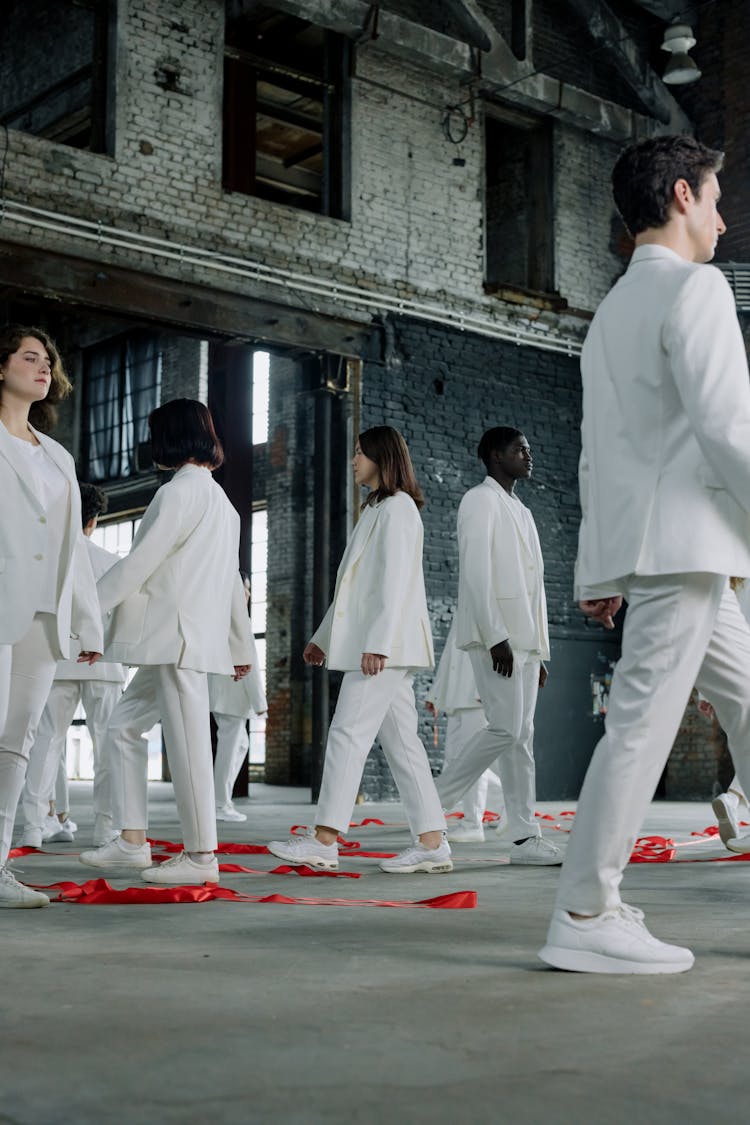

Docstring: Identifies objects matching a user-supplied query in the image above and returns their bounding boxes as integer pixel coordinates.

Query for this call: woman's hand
[77,651,102,665]
[361,652,387,676]
[233,664,251,681]
[303,642,326,666]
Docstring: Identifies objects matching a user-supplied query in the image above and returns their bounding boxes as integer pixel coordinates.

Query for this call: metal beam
[630,0,698,20]
[562,0,692,129]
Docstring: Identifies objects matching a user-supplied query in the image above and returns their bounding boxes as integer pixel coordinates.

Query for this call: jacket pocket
[113,593,150,645]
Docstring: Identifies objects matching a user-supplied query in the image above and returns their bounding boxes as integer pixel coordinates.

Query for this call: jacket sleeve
[229,573,255,665]
[71,532,105,653]
[458,490,510,651]
[97,483,192,614]
[362,498,421,657]
[309,603,334,654]
[664,266,750,511]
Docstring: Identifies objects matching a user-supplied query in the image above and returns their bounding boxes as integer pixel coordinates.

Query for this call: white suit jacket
[55,539,125,683]
[310,490,434,671]
[426,620,481,713]
[209,626,266,717]
[576,244,750,597]
[98,465,252,673]
[0,422,102,656]
[454,477,549,659]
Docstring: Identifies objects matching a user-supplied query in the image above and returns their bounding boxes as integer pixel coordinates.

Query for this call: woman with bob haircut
[269,425,451,874]
[0,324,102,908]
[80,398,253,885]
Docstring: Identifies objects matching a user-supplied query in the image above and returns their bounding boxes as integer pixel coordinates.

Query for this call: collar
[482,475,521,503]
[629,244,691,266]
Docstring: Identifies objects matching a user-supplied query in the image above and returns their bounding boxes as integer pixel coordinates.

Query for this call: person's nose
[717,210,727,236]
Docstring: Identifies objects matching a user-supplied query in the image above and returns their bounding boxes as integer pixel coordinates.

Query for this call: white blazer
[209,626,266,717]
[54,539,126,683]
[426,619,481,713]
[98,465,253,673]
[454,477,549,659]
[310,490,434,671]
[0,422,102,656]
[576,244,750,597]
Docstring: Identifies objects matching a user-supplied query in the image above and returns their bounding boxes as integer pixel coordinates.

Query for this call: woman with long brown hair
[0,324,102,908]
[269,425,451,874]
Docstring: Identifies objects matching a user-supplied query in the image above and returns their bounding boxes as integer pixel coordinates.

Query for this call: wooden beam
[0,239,381,360]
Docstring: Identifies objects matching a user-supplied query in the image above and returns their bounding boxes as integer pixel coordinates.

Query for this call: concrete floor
[3,784,749,1125]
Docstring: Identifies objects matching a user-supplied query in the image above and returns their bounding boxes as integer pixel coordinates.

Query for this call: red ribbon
[33,878,476,909]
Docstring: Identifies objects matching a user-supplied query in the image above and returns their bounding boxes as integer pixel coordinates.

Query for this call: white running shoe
[539,904,694,974]
[216,803,247,822]
[41,814,59,841]
[141,852,219,885]
[19,828,43,849]
[510,836,562,865]
[712,793,740,847]
[446,824,485,843]
[79,837,152,870]
[725,833,750,855]
[0,865,50,909]
[47,822,76,844]
[267,834,339,870]
[379,838,453,874]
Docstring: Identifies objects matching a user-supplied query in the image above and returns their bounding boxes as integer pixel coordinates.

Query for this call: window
[223,5,351,217]
[252,351,270,445]
[0,0,113,154]
[485,112,554,295]
[249,507,268,765]
[84,333,162,482]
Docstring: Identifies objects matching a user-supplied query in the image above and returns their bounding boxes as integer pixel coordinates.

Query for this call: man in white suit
[436,428,561,865]
[539,135,750,975]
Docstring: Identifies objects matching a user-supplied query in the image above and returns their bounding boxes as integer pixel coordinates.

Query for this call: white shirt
[9,433,69,613]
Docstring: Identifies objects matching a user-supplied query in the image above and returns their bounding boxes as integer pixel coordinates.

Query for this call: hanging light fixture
[661,23,701,86]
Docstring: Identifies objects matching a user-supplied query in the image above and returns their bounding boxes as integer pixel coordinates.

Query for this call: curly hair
[612,135,724,237]
[0,324,72,433]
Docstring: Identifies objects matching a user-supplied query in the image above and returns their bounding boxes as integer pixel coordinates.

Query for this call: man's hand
[77,651,101,665]
[490,639,513,677]
[303,642,326,666]
[697,698,715,720]
[361,652,387,676]
[426,700,437,716]
[579,596,622,630]
[539,662,548,689]
[233,664,251,681]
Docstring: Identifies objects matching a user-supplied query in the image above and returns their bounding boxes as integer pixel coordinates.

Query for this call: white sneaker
[539,904,695,974]
[725,833,750,855]
[47,821,75,844]
[446,824,485,843]
[62,817,78,833]
[141,852,219,885]
[19,828,43,849]
[379,839,453,874]
[510,836,562,865]
[713,793,740,846]
[79,837,152,870]
[0,865,50,909]
[267,834,339,870]
[216,803,247,822]
[93,814,118,847]
[41,814,59,841]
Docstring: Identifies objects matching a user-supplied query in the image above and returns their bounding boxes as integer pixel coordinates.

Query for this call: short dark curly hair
[612,134,723,237]
[80,482,108,528]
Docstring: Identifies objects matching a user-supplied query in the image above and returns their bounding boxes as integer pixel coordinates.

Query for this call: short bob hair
[148,398,224,470]
[612,134,724,237]
[477,426,524,468]
[358,425,424,510]
[0,324,72,433]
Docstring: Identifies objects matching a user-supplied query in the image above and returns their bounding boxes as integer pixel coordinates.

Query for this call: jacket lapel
[0,421,46,514]
[337,503,380,577]
[484,479,535,563]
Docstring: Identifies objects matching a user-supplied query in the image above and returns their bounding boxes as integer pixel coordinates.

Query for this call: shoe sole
[712,796,738,846]
[141,873,220,885]
[79,855,152,870]
[379,861,454,874]
[267,844,338,870]
[0,895,50,908]
[510,857,563,866]
[538,944,694,974]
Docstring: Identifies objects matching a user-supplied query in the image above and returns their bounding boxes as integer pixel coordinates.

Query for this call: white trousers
[436,650,540,841]
[213,712,249,807]
[556,574,750,915]
[22,679,122,832]
[444,708,503,829]
[315,668,446,837]
[0,615,58,864]
[108,664,217,852]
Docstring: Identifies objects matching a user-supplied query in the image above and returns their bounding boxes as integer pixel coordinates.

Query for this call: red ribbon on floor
[33,878,476,909]
[629,835,676,863]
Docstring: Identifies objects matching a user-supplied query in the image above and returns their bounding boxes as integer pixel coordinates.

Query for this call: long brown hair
[359,425,424,510]
[0,324,72,433]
